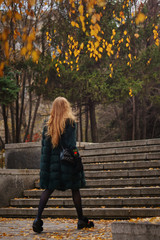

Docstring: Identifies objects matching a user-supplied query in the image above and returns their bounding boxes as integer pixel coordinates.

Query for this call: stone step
[83,161,160,171]
[84,169,160,179]
[0,207,160,219]
[10,197,160,208]
[82,153,160,164]
[111,221,160,240]
[84,139,160,150]
[24,187,160,198]
[80,145,160,157]
[35,177,160,189]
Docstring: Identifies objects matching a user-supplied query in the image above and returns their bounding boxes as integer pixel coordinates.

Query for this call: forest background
[0,0,159,146]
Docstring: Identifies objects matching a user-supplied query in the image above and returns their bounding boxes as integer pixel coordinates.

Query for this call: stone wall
[5,142,41,169]
[0,169,39,207]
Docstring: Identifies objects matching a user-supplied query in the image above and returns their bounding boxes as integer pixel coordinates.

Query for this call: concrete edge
[0,169,40,175]
[111,221,160,240]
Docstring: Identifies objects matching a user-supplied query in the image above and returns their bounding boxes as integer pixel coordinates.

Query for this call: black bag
[60,147,83,172]
[60,148,75,165]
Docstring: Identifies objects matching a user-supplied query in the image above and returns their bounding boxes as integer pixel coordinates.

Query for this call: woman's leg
[71,189,83,220]
[37,189,54,220]
[33,189,54,233]
[72,189,94,229]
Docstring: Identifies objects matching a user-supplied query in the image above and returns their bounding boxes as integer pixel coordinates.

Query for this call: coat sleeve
[40,126,52,189]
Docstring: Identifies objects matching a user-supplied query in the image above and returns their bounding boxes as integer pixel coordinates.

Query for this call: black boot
[77,216,94,230]
[32,218,43,233]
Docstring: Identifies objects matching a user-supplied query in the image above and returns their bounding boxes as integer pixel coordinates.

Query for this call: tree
[0,66,19,143]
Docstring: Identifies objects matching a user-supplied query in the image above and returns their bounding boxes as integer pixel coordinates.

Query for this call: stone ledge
[0,169,39,207]
[112,221,160,240]
[85,138,160,150]
[5,141,90,149]
[5,141,41,149]
[0,169,39,175]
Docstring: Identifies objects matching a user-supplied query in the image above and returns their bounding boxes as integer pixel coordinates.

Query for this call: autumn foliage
[0,0,159,79]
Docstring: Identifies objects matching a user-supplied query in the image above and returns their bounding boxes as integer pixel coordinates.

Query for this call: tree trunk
[23,76,32,142]
[2,105,9,144]
[136,96,140,140]
[122,103,127,140]
[132,96,136,140]
[16,74,19,142]
[152,117,158,138]
[114,105,125,141]
[30,95,41,141]
[79,105,83,142]
[89,99,98,142]
[142,98,147,139]
[85,104,89,142]
[10,103,16,142]
[17,72,26,142]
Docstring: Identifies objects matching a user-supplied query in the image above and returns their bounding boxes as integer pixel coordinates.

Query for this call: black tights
[37,189,83,220]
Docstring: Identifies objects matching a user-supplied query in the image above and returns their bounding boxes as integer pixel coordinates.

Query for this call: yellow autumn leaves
[0,1,42,76]
[135,12,146,25]
[153,25,159,47]
[21,28,40,63]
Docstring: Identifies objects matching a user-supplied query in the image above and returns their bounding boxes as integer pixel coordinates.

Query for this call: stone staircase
[1,138,160,219]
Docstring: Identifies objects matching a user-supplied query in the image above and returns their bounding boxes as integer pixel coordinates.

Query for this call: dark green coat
[40,120,86,190]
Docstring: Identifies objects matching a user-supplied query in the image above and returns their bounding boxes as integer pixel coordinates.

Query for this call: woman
[32,97,94,233]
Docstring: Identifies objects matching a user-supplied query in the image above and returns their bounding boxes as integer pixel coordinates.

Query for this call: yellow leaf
[78,4,83,15]
[155,39,159,46]
[97,0,106,7]
[22,34,27,42]
[45,77,48,84]
[129,88,133,97]
[95,41,99,49]
[112,29,116,36]
[79,15,85,23]
[21,47,27,56]
[135,12,146,25]
[124,30,127,35]
[80,42,84,50]
[126,37,130,43]
[28,31,36,42]
[134,33,139,38]
[128,53,131,60]
[26,42,32,51]
[1,30,8,41]
[4,41,9,58]
[57,47,62,54]
[28,0,36,6]
[32,50,39,62]
[147,58,151,65]
[91,13,101,24]
[99,47,103,53]
[15,11,21,20]
[71,21,76,27]
[0,62,5,77]
[74,49,78,57]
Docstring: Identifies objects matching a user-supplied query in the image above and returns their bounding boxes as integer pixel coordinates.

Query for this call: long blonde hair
[47,97,76,147]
